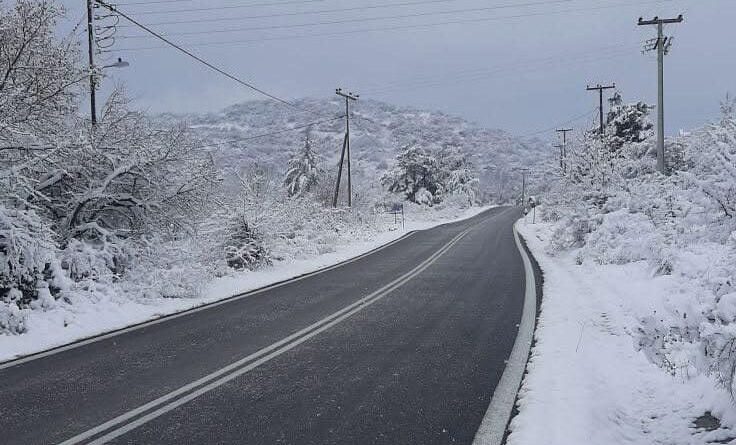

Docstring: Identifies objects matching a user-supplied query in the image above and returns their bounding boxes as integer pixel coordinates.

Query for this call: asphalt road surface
[0,206,530,445]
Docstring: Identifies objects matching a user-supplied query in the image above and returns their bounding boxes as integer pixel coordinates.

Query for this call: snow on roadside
[508,219,736,445]
[0,206,492,363]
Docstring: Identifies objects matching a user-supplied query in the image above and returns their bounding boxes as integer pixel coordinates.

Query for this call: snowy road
[0,206,533,445]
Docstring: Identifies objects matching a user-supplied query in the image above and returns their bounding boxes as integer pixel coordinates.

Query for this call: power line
[113,0,685,51]
[117,0,570,28]
[116,0,605,40]
[362,45,638,96]
[130,0,333,15]
[520,108,597,138]
[94,0,301,109]
[116,0,195,5]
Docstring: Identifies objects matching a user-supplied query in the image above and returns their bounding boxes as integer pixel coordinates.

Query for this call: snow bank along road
[0,206,536,445]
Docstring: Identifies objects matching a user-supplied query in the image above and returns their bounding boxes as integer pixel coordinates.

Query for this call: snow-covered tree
[284,128,321,198]
[684,95,736,220]
[0,0,82,208]
[37,89,220,244]
[0,1,81,151]
[382,145,479,206]
[381,145,441,205]
[436,146,480,205]
[0,0,80,311]
[604,92,654,153]
[565,92,655,190]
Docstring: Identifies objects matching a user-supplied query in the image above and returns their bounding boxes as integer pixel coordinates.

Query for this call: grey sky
[62,0,733,137]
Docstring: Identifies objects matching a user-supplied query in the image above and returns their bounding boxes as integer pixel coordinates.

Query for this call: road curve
[0,206,528,445]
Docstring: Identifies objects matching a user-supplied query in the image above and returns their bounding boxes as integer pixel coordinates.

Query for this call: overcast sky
[61,0,733,137]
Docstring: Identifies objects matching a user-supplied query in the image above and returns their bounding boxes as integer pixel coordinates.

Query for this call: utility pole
[522,171,527,206]
[332,88,359,208]
[638,14,683,174]
[86,0,97,126]
[556,128,573,175]
[515,168,530,207]
[586,83,616,137]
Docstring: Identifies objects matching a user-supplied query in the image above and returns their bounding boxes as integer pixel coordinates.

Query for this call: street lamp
[90,57,129,125]
[102,57,129,69]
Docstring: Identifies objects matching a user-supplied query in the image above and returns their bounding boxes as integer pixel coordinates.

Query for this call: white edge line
[471,219,537,445]
[60,227,474,445]
[0,230,419,371]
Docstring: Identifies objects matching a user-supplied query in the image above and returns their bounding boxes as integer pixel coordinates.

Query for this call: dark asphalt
[0,206,527,445]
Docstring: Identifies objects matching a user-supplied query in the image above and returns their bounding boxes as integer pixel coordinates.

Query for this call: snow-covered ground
[0,206,492,363]
[508,219,736,445]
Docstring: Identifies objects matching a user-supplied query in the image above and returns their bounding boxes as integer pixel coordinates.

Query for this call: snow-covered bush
[683,96,736,223]
[223,216,271,271]
[122,235,217,299]
[544,93,736,399]
[580,209,663,266]
[0,206,60,307]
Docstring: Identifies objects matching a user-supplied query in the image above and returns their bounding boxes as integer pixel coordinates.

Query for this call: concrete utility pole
[556,128,573,175]
[86,0,97,125]
[333,88,359,208]
[516,168,530,207]
[638,14,684,174]
[586,84,616,137]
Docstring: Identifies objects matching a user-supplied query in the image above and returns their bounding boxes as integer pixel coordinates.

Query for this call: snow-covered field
[509,220,736,445]
[0,206,491,363]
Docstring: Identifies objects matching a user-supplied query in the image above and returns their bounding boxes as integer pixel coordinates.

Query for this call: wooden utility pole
[638,14,684,174]
[333,88,359,208]
[586,84,616,137]
[86,0,97,125]
[556,128,573,175]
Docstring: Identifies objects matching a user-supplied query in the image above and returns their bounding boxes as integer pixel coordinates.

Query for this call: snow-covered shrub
[545,93,736,400]
[122,235,217,299]
[59,236,130,283]
[580,210,663,266]
[0,206,60,308]
[547,209,593,254]
[223,216,271,271]
[683,96,736,223]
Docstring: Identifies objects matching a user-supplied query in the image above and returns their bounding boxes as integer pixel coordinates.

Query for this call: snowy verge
[0,206,493,363]
[507,219,736,445]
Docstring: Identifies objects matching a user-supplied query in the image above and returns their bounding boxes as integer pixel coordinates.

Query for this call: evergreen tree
[604,92,654,157]
[436,146,479,205]
[284,128,321,198]
[381,145,439,205]
[382,145,478,206]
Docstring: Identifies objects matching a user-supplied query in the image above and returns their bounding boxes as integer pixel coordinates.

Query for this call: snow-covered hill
[159,98,551,202]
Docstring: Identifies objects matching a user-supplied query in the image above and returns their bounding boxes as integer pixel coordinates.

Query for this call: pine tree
[604,92,654,157]
[436,146,479,205]
[381,145,440,205]
[382,145,478,206]
[284,128,321,198]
